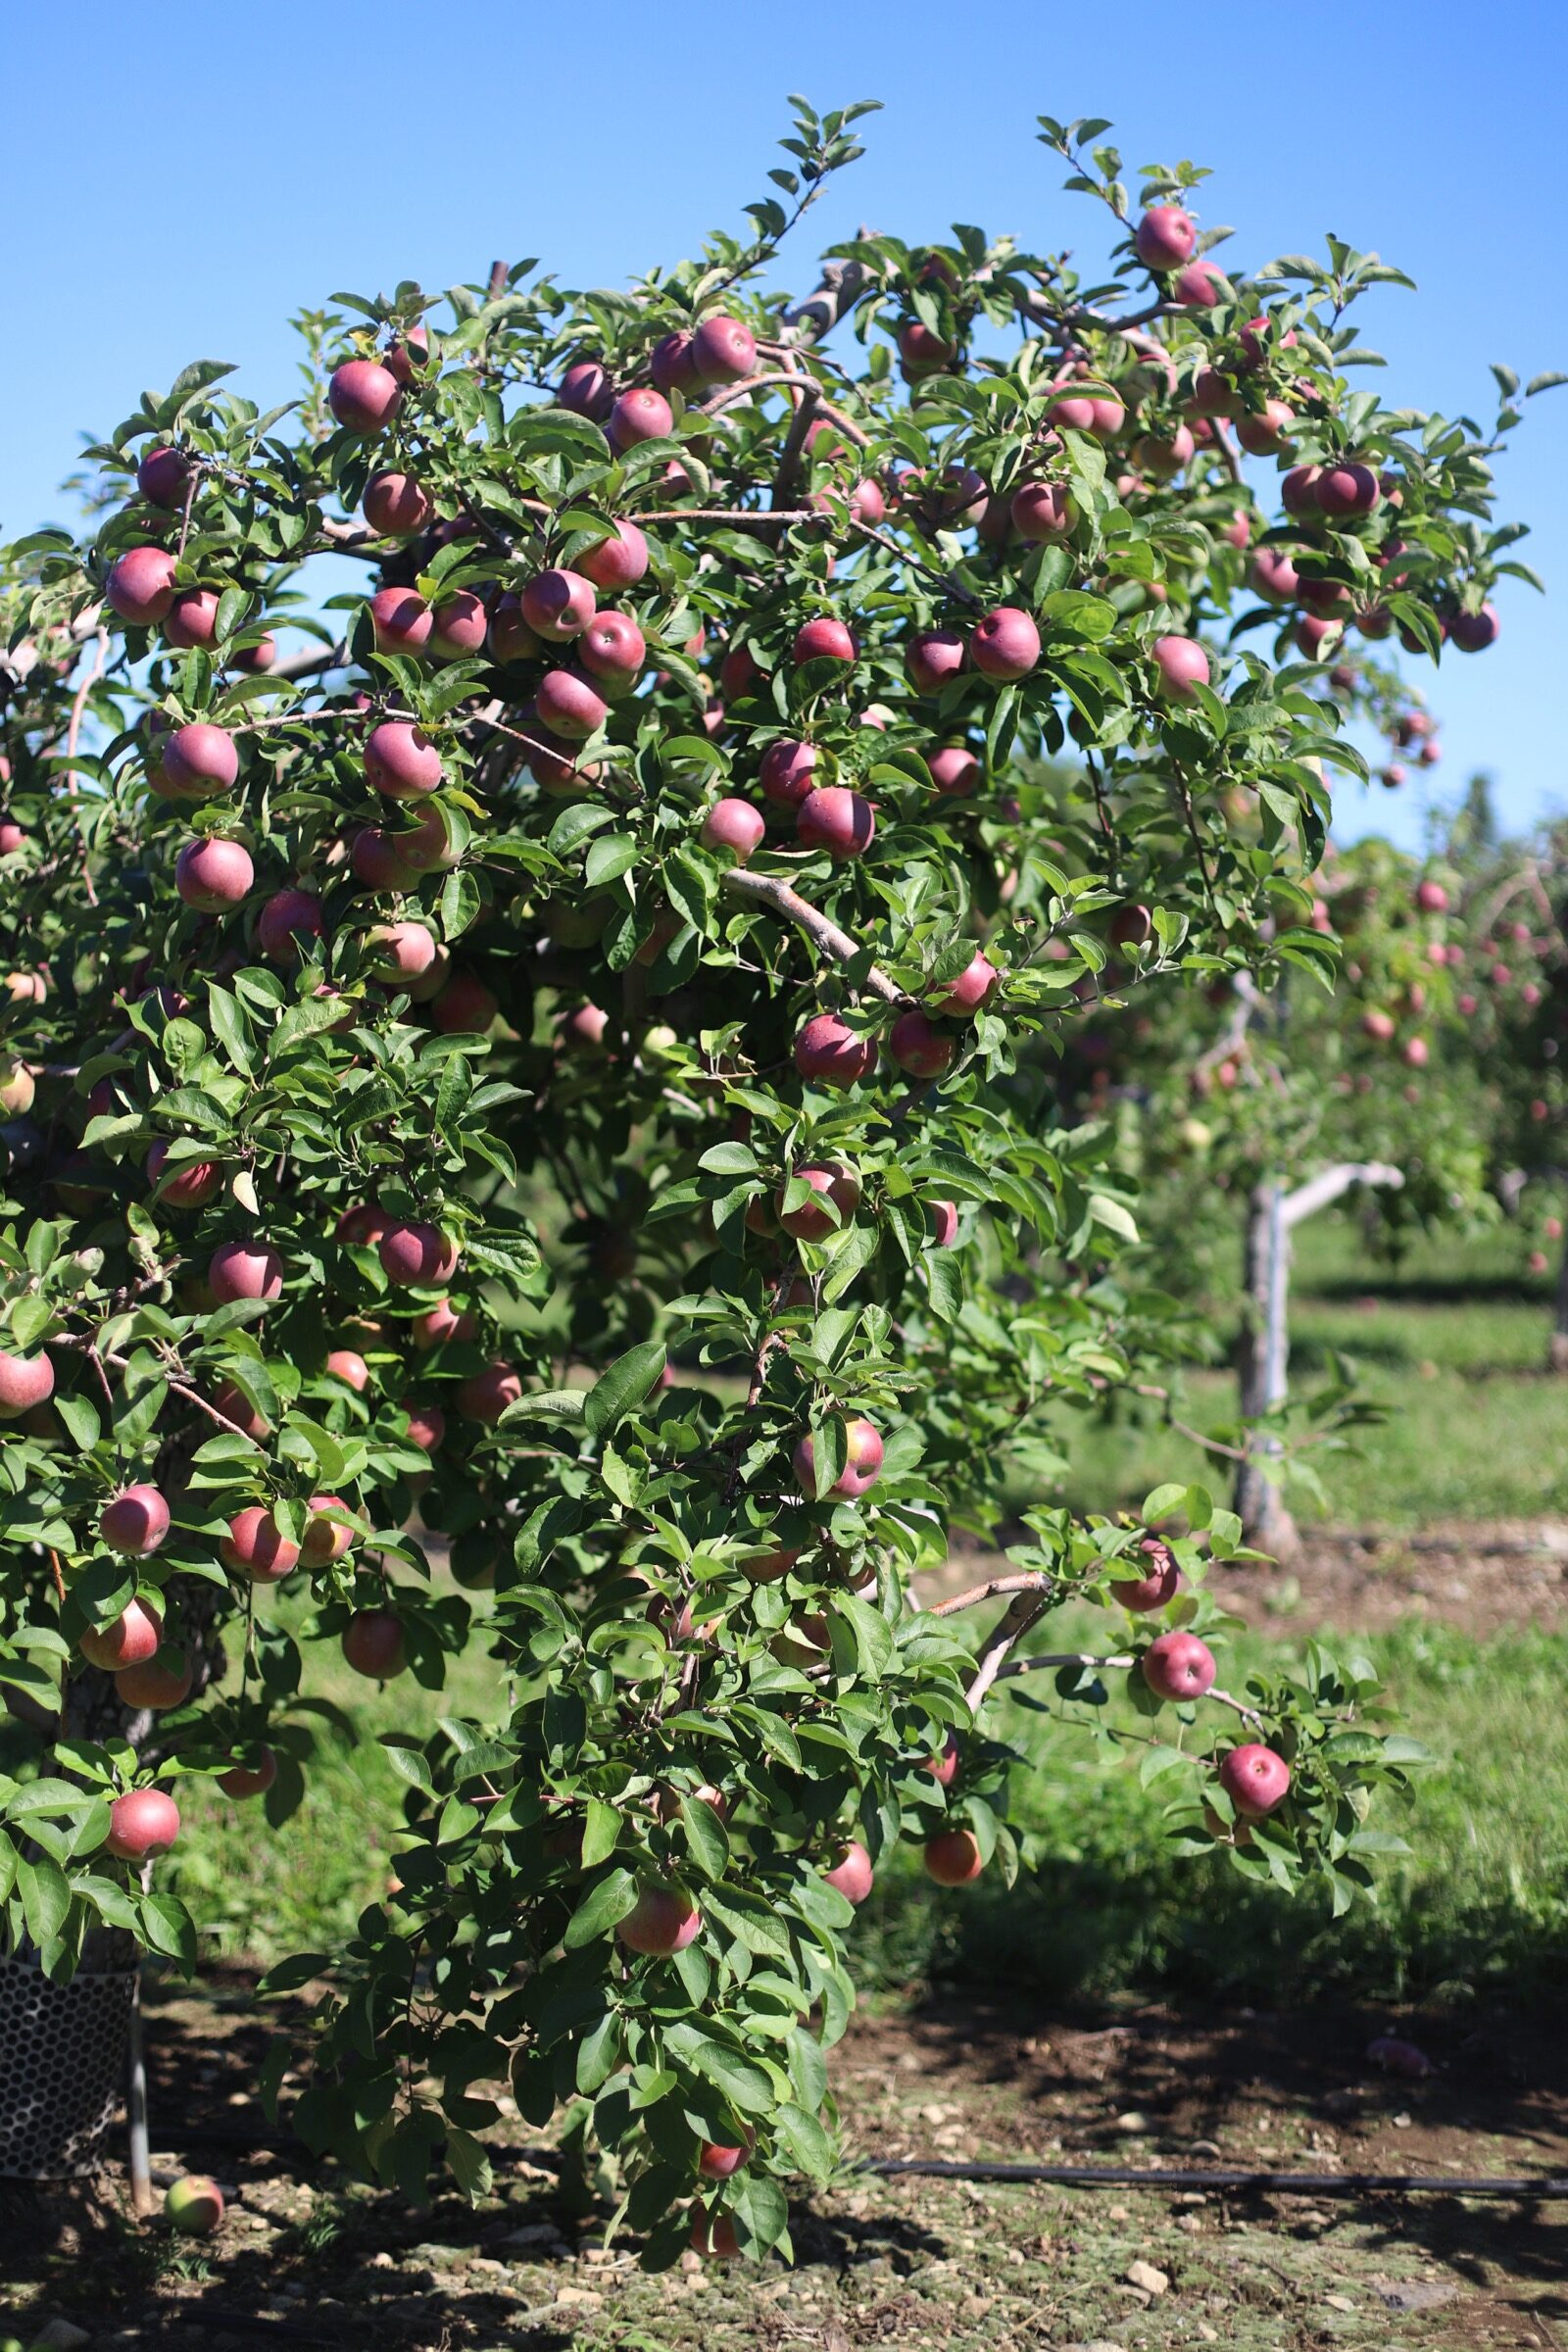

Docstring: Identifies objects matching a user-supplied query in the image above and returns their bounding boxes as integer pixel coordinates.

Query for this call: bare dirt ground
[2,1969,1563,2352]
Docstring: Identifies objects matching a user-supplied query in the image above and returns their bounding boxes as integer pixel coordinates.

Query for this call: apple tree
[0,103,1537,2252]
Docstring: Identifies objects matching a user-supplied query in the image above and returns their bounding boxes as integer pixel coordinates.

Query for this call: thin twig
[718,869,904,1003]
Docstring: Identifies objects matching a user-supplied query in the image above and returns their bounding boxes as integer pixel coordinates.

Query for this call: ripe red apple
[327,359,403,434]
[1173,261,1225,307]
[487,593,543,665]
[106,1787,181,1862]
[700,2137,753,2180]
[1152,635,1210,702]
[1315,463,1381,518]
[793,1415,883,1498]
[107,546,179,626]
[1250,548,1300,605]
[116,1654,192,1710]
[608,387,674,449]
[821,1839,874,1904]
[924,1733,960,1787]
[100,1484,171,1557]
[368,586,432,656]
[164,588,221,650]
[160,721,239,798]
[924,1827,984,1886]
[0,823,25,857]
[431,969,499,1033]
[429,589,489,662]
[412,1296,476,1349]
[136,445,192,508]
[1134,423,1196,479]
[760,738,819,807]
[970,607,1041,680]
[692,313,757,383]
[362,470,433,537]
[778,1160,860,1241]
[928,952,999,1018]
[700,798,765,860]
[927,744,980,797]
[405,1403,446,1452]
[1415,880,1448,914]
[163,2172,225,2236]
[888,1008,955,1079]
[0,1348,54,1421]
[797,786,874,858]
[906,627,968,696]
[175,836,253,912]
[221,1506,301,1582]
[209,1240,284,1303]
[560,359,614,418]
[559,1004,610,1054]
[576,518,650,592]
[519,568,597,643]
[1360,1009,1396,1044]
[1135,205,1197,270]
[325,1348,370,1391]
[1402,1037,1429,1069]
[366,921,439,984]
[578,612,645,695]
[379,1220,460,1287]
[795,1012,874,1090]
[302,1494,355,1567]
[365,720,444,799]
[1235,399,1295,457]
[793,616,857,666]
[1218,1742,1292,1817]
[1450,601,1499,652]
[1114,1537,1181,1612]
[1011,482,1074,540]
[456,1360,523,1423]
[342,1608,408,1680]
[689,2209,741,2261]
[258,889,326,962]
[1280,465,1322,516]
[616,1884,702,1953]
[1142,1630,1217,1701]
[536,668,610,739]
[219,1747,277,1801]
[897,320,956,378]
[213,1381,269,1438]
[79,1598,164,1672]
[926,1198,959,1248]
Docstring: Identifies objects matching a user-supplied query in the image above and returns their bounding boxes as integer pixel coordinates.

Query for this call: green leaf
[564,1866,638,1948]
[583,1341,666,1440]
[498,1388,586,1429]
[17,1853,71,1947]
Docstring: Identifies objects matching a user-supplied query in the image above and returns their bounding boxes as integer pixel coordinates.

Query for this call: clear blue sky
[5,1,1563,853]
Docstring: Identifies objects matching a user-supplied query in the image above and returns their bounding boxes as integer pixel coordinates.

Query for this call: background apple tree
[0,100,1539,2259]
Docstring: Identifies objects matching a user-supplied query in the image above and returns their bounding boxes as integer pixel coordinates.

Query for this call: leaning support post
[1234,1163,1404,1555]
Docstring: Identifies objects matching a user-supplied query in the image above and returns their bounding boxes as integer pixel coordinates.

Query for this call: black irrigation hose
[869,2157,1568,2198]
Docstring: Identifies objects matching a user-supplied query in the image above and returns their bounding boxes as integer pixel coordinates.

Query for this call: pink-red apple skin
[342,1609,408,1680]
[1218,1743,1292,1817]
[821,1839,875,1904]
[100,1485,171,1556]
[924,1828,984,1885]
[106,1787,181,1862]
[79,1598,163,1672]
[1142,1631,1217,1701]
[616,1885,702,1953]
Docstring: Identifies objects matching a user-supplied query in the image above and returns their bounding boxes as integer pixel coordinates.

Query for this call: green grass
[1049,1214,1568,1528]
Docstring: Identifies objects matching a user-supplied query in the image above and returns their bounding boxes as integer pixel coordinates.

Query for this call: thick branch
[929,1571,1057,1619]
[1281,1161,1403,1229]
[778,257,874,348]
[965,1588,1054,1714]
[718,869,903,1003]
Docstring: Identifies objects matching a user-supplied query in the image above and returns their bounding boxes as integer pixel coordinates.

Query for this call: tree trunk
[1549,1217,1568,1374]
[1234,1179,1298,1559]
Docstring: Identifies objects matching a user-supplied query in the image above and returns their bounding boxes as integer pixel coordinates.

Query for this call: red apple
[536,668,609,739]
[926,1198,959,1248]
[577,518,649,591]
[456,1361,523,1424]
[411,1296,476,1349]
[927,744,980,797]
[328,359,403,434]
[1011,482,1074,541]
[970,607,1040,680]
[793,1415,883,1498]
[221,1506,300,1582]
[906,628,967,696]
[325,1348,370,1391]
[794,1012,874,1090]
[405,1403,446,1452]
[115,1655,192,1710]
[1450,602,1499,652]
[793,616,857,667]
[175,836,252,912]
[888,1008,954,1079]
[924,1827,984,1885]
[608,387,674,449]
[209,1240,284,1303]
[136,446,192,509]
[692,314,757,383]
[1217,1743,1292,1818]
[79,1598,163,1672]
[700,799,765,860]
[342,1608,407,1679]
[1152,635,1210,702]
[363,470,433,537]
[431,969,499,1032]
[760,738,819,807]
[797,787,874,858]
[777,1161,860,1242]
[1114,1538,1181,1612]
[1142,1630,1217,1701]
[368,586,432,656]
[578,612,645,694]
[559,360,614,419]
[429,589,489,662]
[164,588,221,650]
[1135,206,1197,270]
[379,1220,459,1288]
[1315,463,1381,518]
[106,546,179,626]
[0,1348,54,1420]
[161,721,239,798]
[302,1494,355,1567]
[616,1884,702,1953]
[100,1484,171,1557]
[258,889,326,962]
[821,1839,874,1904]
[218,1747,277,1801]
[106,1787,181,1861]
[928,952,998,1018]
[365,719,443,798]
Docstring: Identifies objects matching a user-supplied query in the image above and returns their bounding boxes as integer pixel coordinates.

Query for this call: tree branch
[1281,1161,1403,1229]
[965,1587,1054,1714]
[718,868,904,1003]
[929,1571,1057,1619]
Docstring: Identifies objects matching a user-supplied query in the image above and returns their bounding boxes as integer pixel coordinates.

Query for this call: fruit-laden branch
[996,1649,1265,1723]
[51,1332,267,1451]
[778,256,875,347]
[718,868,904,1003]
[964,1586,1055,1714]
[1280,1161,1404,1230]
